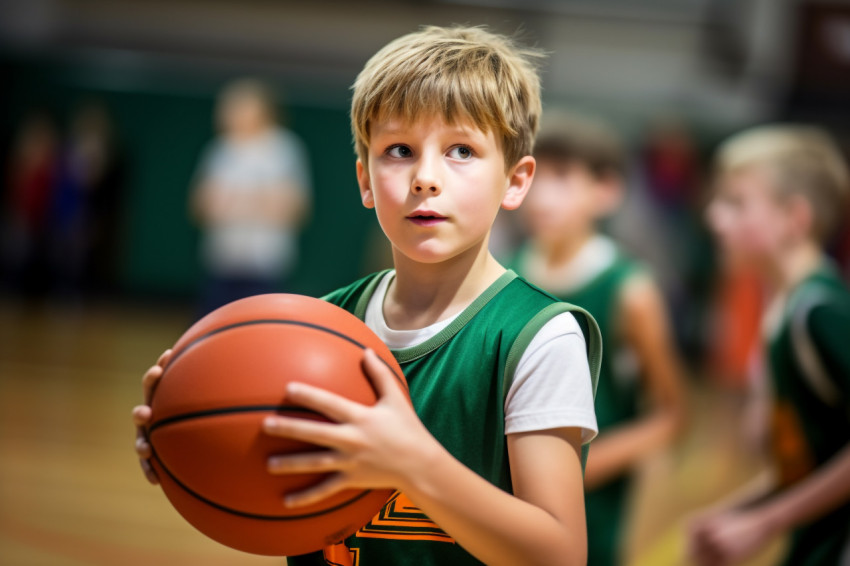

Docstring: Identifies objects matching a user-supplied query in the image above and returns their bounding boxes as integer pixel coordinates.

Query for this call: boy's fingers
[157,348,173,368]
[283,382,361,424]
[140,457,160,485]
[142,365,164,402]
[267,451,349,474]
[132,405,152,427]
[263,415,352,449]
[362,349,405,400]
[283,474,347,508]
[135,433,152,459]
[132,349,170,487]
[134,421,159,485]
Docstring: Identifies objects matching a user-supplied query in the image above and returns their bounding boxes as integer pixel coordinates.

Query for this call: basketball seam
[157,318,407,395]
[149,444,377,521]
[148,405,321,433]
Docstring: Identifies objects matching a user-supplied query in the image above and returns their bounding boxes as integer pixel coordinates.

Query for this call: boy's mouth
[407,211,447,226]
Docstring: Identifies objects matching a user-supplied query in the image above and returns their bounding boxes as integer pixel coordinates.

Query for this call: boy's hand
[131,349,173,485]
[264,348,437,508]
[688,507,774,566]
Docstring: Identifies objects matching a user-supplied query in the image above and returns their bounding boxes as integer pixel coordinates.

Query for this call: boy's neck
[766,240,824,295]
[538,231,595,269]
[383,242,506,331]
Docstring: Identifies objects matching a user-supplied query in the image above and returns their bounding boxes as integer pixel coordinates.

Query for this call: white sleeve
[504,312,598,444]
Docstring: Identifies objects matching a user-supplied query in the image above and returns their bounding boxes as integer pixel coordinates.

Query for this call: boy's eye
[448,145,473,160]
[387,145,412,158]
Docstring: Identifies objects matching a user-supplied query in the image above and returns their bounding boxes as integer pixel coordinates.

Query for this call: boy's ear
[356,159,375,209]
[501,156,536,211]
[594,173,625,216]
[787,192,814,239]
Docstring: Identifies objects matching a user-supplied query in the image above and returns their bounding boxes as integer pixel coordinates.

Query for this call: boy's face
[707,165,796,268]
[522,159,614,246]
[356,116,533,265]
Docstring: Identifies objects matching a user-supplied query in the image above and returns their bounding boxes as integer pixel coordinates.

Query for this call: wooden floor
[0,296,783,565]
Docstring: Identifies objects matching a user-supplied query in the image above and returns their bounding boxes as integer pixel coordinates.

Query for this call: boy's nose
[412,182,439,194]
[411,151,442,195]
[411,168,441,195]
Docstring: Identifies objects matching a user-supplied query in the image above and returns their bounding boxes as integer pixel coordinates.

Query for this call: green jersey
[514,239,643,566]
[765,262,850,566]
[287,269,601,566]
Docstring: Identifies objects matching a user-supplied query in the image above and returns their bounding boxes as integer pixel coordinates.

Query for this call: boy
[134,26,602,566]
[513,113,685,565]
[689,124,850,565]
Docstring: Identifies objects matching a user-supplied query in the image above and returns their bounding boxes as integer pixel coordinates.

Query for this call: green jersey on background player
[693,124,850,566]
[763,263,850,565]
[515,112,686,566]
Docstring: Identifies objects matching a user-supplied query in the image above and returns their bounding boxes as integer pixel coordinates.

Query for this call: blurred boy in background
[513,113,686,566]
[690,125,850,566]
[191,78,311,315]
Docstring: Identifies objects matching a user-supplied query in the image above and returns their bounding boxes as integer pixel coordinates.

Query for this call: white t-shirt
[365,272,598,443]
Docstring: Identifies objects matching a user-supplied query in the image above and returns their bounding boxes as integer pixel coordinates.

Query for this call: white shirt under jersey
[365,271,598,444]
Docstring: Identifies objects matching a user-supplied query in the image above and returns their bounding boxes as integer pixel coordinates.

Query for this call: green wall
[1,54,383,300]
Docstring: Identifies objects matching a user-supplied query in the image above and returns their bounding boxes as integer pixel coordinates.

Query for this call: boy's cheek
[715,224,778,267]
[708,212,760,264]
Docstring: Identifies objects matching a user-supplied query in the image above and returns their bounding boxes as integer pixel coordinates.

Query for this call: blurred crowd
[1,101,127,301]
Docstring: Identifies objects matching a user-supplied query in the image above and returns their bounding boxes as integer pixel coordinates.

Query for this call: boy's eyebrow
[373,121,486,140]
[372,124,407,137]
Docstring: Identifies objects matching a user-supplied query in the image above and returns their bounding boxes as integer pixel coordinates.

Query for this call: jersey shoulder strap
[320,269,392,320]
[788,281,844,408]
[503,302,602,470]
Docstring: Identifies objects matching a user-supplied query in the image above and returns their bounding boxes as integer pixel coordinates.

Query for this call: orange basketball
[146,294,408,556]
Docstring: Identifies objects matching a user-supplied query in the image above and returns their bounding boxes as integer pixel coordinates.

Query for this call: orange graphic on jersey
[323,542,358,566]
[356,491,455,543]
[770,401,815,487]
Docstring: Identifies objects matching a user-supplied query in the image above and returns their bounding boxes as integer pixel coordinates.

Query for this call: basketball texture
[146,294,408,556]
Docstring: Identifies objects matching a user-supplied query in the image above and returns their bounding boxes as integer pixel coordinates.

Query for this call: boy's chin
[717,248,765,272]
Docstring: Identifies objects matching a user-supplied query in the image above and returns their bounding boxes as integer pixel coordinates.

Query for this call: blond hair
[716,124,850,242]
[351,25,544,169]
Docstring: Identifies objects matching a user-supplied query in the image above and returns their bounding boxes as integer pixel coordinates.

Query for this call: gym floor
[0,298,783,565]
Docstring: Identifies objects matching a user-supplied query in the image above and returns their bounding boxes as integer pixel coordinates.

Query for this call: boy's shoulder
[781,263,850,406]
[320,270,391,315]
[788,263,850,321]
[509,274,599,358]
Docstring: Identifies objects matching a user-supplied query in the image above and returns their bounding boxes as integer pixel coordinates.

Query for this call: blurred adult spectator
[190,78,311,316]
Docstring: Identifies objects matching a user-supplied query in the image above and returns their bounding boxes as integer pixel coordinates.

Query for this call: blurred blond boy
[691,125,850,566]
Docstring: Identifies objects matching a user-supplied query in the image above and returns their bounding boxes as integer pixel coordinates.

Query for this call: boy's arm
[690,445,850,566]
[265,350,589,566]
[401,426,588,566]
[583,274,686,490]
[690,296,850,566]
